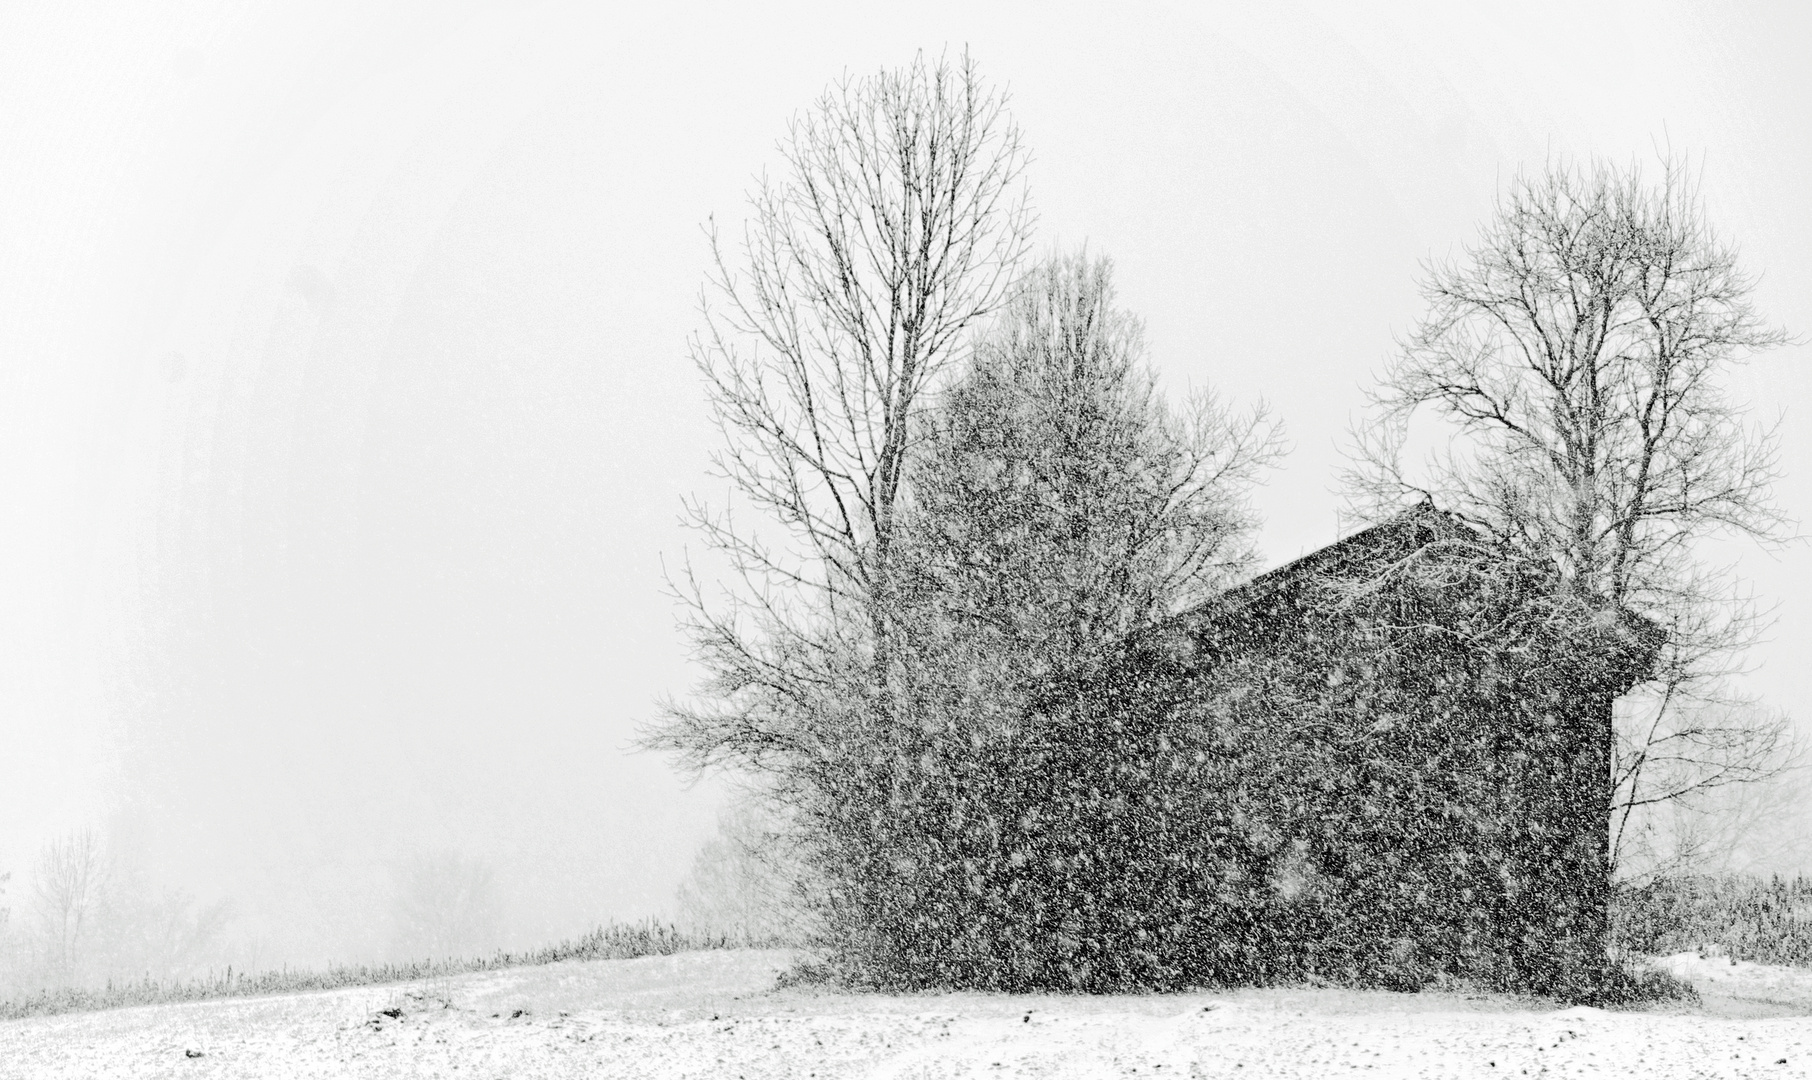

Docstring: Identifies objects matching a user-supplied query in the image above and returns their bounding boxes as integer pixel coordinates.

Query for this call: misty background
[1,1,1808,979]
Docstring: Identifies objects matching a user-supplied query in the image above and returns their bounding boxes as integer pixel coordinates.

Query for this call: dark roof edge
[1097,500,1475,671]
[1183,499,1474,620]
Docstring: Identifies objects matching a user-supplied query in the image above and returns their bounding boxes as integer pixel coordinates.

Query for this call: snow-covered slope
[3,949,1809,1078]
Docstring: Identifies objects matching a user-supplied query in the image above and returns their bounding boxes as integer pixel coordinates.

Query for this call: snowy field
[4,948,1811,1079]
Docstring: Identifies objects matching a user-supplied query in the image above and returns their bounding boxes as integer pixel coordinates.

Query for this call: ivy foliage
[823,506,1658,1000]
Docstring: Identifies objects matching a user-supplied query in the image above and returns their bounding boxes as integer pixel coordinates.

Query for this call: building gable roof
[1121,500,1659,696]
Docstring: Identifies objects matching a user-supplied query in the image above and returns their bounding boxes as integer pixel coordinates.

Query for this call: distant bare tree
[1344,155,1795,878]
[675,794,815,945]
[391,851,501,960]
[33,830,106,984]
[1618,762,1810,879]
[114,885,234,982]
[0,869,11,990]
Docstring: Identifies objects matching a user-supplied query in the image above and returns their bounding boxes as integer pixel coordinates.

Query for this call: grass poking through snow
[0,921,768,1020]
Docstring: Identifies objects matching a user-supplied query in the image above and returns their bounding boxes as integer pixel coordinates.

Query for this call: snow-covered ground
[3,948,1810,1078]
[1653,951,1812,1017]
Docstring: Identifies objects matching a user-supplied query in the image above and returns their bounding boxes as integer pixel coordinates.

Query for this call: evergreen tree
[838,251,1281,988]
[901,250,1281,722]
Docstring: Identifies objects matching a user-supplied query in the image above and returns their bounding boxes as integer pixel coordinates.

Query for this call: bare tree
[675,792,815,945]
[135,889,234,981]
[643,51,1032,971]
[646,52,1030,789]
[1344,155,1795,875]
[391,851,501,961]
[1617,759,1811,880]
[91,865,236,984]
[0,869,12,991]
[33,829,106,984]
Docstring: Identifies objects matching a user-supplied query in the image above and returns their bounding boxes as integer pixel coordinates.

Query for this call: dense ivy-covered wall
[818,515,1656,1000]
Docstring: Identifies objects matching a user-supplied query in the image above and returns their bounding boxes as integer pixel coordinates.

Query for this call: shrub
[1613,874,1812,966]
[1591,956,1701,1007]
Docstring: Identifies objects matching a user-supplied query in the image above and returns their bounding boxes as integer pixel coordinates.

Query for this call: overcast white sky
[1,1,1807,967]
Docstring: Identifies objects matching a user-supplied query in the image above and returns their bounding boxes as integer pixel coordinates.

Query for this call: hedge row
[1615,875,1812,966]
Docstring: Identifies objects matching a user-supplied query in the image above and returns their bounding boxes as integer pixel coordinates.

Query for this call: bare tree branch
[642,50,1033,819]
[1341,154,1795,874]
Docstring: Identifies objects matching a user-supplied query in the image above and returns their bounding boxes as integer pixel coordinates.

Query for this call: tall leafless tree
[646,51,1031,780]
[1344,155,1795,877]
[33,829,106,984]
[644,52,1032,968]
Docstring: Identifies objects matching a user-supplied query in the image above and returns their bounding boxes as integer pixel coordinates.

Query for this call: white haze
[0,0,1807,976]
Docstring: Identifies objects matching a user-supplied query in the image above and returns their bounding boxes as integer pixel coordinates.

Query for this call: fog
[1,0,1808,980]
